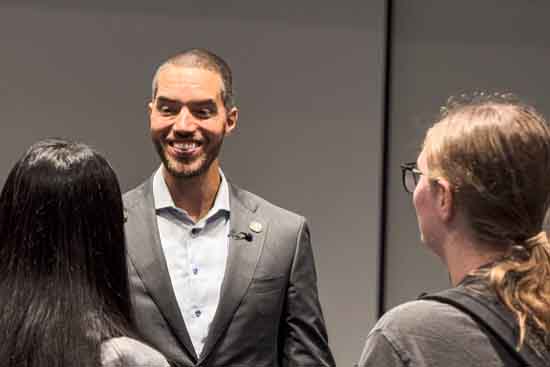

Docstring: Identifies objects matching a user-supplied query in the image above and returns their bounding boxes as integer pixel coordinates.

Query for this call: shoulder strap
[420,288,544,367]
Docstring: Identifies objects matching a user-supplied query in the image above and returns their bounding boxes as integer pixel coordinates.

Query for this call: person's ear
[435,179,454,222]
[225,107,238,134]
[148,101,153,116]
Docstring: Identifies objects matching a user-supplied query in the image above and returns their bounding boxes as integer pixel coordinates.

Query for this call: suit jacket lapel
[126,178,198,362]
[199,184,267,363]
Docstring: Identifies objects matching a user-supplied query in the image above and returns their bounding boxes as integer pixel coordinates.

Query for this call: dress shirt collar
[152,166,230,220]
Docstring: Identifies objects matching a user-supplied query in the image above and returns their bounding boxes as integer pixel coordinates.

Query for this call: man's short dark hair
[151,48,235,110]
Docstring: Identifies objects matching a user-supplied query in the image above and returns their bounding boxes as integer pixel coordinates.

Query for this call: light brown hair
[424,94,550,347]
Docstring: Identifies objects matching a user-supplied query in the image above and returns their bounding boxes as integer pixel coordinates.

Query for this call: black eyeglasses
[400,162,423,194]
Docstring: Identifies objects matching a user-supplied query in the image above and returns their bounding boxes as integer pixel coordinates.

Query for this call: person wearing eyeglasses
[357,95,550,366]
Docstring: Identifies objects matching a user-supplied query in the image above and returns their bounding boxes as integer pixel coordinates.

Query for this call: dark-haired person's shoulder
[101,337,170,367]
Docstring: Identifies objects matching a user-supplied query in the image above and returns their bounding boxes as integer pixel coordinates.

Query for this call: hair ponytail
[487,231,550,347]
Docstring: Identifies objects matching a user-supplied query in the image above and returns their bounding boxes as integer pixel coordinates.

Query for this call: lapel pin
[249,221,263,233]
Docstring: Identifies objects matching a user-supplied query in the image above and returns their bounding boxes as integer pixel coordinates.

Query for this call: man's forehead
[156,65,224,99]
[158,65,222,85]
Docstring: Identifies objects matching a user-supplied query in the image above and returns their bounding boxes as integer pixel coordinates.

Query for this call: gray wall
[384,1,550,309]
[0,1,386,365]
[7,0,549,363]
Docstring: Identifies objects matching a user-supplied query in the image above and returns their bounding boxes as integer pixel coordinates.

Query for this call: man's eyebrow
[156,96,180,104]
[189,100,217,107]
[156,96,216,106]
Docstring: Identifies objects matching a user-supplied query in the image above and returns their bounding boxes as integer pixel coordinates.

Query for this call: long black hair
[0,138,135,367]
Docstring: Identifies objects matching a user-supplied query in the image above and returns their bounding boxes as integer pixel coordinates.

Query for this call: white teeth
[173,142,198,150]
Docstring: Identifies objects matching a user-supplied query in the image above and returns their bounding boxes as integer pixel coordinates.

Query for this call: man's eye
[193,108,214,118]
[157,104,178,115]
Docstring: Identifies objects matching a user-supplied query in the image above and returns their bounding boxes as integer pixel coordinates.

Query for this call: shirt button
[195,310,202,317]
[192,266,199,275]
[191,227,201,237]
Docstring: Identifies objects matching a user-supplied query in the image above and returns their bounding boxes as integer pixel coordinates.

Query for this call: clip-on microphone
[228,230,253,242]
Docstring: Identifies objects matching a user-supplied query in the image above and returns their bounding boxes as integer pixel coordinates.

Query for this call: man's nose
[173,107,197,132]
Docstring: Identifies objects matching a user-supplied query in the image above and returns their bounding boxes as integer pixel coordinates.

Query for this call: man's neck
[163,165,221,222]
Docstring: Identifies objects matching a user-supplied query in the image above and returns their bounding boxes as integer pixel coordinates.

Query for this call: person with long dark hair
[0,139,169,367]
[358,95,550,366]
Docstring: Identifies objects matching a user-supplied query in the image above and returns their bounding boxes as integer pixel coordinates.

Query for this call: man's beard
[153,136,224,179]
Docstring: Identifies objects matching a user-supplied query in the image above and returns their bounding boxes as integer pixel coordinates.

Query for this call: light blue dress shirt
[153,167,230,356]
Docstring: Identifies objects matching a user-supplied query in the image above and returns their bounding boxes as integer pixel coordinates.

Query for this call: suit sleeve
[279,219,335,367]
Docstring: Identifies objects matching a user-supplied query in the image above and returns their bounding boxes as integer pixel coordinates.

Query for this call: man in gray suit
[124,49,335,367]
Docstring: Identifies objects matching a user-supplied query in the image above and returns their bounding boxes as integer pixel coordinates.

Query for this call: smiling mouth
[168,140,203,156]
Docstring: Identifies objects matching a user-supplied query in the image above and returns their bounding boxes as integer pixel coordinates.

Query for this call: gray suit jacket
[123,177,335,367]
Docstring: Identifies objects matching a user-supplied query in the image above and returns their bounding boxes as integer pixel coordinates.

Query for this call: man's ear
[225,107,238,134]
[148,101,153,116]
[435,179,454,222]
